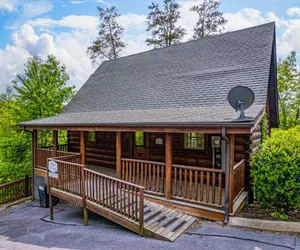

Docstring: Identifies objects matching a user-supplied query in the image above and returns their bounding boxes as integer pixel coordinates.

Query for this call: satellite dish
[227,86,255,120]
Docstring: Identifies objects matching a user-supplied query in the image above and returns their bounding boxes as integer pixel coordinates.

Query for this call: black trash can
[38,184,58,208]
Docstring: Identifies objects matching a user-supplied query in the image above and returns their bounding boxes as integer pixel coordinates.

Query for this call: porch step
[143,200,197,241]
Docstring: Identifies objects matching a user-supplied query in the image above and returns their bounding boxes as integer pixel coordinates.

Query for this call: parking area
[0,201,299,250]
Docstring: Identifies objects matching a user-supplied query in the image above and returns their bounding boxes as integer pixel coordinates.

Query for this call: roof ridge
[95,22,275,67]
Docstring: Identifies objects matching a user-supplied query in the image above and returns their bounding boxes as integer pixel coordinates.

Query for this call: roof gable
[20,22,277,128]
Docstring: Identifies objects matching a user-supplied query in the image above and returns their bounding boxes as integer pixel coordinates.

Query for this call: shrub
[251,125,300,211]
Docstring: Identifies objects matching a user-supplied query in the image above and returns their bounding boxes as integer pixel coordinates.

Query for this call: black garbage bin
[38,184,58,208]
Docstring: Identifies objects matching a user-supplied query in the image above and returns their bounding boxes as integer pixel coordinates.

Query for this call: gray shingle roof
[20,22,275,128]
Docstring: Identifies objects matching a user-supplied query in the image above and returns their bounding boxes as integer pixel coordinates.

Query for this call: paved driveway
[0,202,299,250]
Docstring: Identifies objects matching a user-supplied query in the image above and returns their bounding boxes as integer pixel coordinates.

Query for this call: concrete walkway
[0,201,299,250]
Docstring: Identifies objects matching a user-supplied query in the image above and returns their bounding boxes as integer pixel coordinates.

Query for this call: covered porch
[32,126,250,221]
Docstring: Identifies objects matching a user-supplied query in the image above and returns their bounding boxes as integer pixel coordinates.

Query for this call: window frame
[87,131,96,143]
[184,133,205,150]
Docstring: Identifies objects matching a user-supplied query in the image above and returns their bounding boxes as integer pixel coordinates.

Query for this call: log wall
[68,132,247,170]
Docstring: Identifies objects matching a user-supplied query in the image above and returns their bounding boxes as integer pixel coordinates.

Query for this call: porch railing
[121,158,165,195]
[0,176,32,205]
[47,154,144,234]
[172,165,224,208]
[232,159,245,202]
[42,144,68,152]
[47,155,83,197]
[37,147,78,168]
[85,168,144,228]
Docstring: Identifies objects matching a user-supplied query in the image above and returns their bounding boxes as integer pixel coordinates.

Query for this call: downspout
[24,128,34,201]
[221,127,230,224]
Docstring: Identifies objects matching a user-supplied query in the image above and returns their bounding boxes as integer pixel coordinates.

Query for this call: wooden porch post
[165,133,172,200]
[80,131,86,165]
[32,130,37,201]
[53,130,58,157]
[229,134,235,213]
[80,131,88,226]
[116,131,122,179]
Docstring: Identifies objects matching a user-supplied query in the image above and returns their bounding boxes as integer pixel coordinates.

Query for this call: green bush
[251,125,300,211]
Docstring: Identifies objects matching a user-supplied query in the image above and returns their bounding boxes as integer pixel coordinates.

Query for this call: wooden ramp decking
[143,200,196,241]
[50,170,196,242]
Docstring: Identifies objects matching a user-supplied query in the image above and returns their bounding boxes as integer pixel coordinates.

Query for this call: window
[135,131,145,147]
[88,132,96,142]
[184,133,205,149]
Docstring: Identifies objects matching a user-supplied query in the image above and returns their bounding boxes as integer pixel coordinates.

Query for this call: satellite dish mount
[227,86,255,120]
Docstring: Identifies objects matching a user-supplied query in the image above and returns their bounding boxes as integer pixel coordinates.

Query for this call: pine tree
[191,0,227,39]
[87,6,125,65]
[145,0,186,48]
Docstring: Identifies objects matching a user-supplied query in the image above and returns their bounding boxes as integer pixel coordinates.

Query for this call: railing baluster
[195,170,198,201]
[174,167,177,196]
[200,171,204,201]
[212,172,216,204]
[189,169,193,200]
[184,169,187,198]
[218,173,222,205]
[206,172,210,203]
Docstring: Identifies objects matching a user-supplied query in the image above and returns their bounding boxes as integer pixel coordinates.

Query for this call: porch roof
[20,105,264,128]
[19,22,277,129]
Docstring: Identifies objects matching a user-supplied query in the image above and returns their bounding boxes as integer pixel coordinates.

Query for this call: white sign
[48,160,58,178]
[155,138,163,145]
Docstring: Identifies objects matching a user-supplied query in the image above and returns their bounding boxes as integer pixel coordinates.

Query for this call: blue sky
[0,0,300,93]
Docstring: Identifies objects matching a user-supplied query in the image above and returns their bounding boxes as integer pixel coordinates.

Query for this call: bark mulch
[237,203,300,222]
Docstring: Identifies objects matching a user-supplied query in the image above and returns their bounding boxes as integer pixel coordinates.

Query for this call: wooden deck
[50,183,196,241]
[46,153,247,241]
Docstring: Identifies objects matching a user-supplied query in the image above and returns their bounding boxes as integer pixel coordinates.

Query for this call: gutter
[19,120,255,130]
[221,127,230,224]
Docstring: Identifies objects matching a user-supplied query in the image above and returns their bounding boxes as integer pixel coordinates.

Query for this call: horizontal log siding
[67,131,247,178]
[67,131,132,169]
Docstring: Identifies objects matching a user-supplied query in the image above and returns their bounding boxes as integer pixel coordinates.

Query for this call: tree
[190,0,227,39]
[145,0,186,48]
[0,55,75,183]
[277,51,300,129]
[87,6,125,65]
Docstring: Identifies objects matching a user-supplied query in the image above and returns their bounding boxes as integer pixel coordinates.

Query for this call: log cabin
[19,22,278,239]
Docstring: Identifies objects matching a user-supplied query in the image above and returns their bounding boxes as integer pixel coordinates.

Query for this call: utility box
[38,184,58,208]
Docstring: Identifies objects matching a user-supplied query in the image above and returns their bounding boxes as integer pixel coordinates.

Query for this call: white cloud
[287,7,300,17]
[70,0,112,6]
[27,15,99,30]
[22,1,53,18]
[0,0,17,11]
[70,1,85,4]
[1,5,300,93]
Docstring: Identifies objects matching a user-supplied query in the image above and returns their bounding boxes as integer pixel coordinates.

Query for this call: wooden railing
[0,176,32,205]
[48,155,83,197]
[37,147,78,168]
[121,158,165,195]
[172,165,224,208]
[85,168,144,229]
[232,159,245,202]
[42,144,68,152]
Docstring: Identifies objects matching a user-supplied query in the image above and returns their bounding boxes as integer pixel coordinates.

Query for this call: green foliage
[146,0,186,48]
[251,126,300,211]
[0,55,75,184]
[87,6,125,64]
[190,0,227,39]
[261,114,267,143]
[278,51,300,129]
[270,212,289,220]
